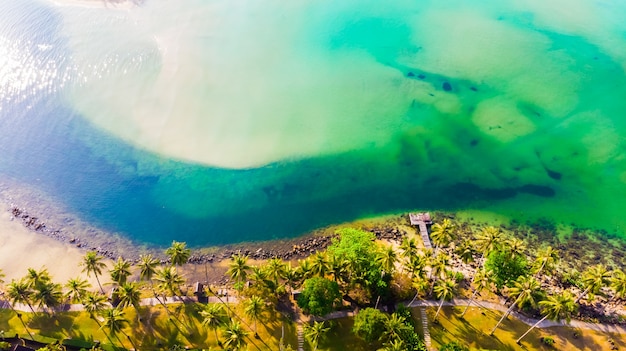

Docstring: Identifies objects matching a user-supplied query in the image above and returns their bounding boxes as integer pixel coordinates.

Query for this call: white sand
[0,211,111,287]
[49,0,136,10]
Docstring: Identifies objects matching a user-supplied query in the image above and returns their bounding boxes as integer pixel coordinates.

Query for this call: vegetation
[0,216,624,351]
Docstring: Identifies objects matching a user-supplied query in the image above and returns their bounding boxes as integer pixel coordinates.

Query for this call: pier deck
[409,212,433,250]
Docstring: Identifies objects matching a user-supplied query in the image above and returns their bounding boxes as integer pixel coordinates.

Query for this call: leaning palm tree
[244,295,265,337]
[64,277,91,305]
[310,252,330,278]
[166,241,191,267]
[304,320,329,351]
[6,279,35,313]
[227,254,251,288]
[110,257,132,286]
[382,313,406,343]
[154,266,185,299]
[376,245,398,276]
[82,291,109,323]
[577,264,612,303]
[222,319,249,351]
[462,269,493,317]
[490,276,542,335]
[610,269,626,301]
[200,303,228,345]
[33,280,63,313]
[408,253,428,280]
[433,277,456,321]
[100,307,131,349]
[532,246,559,277]
[296,259,314,282]
[116,282,142,321]
[474,226,504,262]
[428,252,450,296]
[517,291,577,344]
[430,218,455,250]
[81,251,107,294]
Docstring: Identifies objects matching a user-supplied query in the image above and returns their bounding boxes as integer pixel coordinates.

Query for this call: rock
[442,82,452,91]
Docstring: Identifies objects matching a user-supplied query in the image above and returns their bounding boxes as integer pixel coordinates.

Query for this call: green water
[1,0,626,246]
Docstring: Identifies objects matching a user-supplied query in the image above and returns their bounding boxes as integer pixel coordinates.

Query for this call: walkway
[2,296,625,336]
[420,306,433,351]
[409,212,433,249]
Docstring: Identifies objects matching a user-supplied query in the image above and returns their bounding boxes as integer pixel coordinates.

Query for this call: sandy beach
[48,0,139,10]
[0,210,110,287]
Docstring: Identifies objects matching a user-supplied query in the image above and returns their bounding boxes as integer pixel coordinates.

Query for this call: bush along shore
[1,209,626,350]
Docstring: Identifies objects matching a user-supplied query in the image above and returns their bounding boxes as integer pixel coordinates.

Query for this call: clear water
[1,0,626,246]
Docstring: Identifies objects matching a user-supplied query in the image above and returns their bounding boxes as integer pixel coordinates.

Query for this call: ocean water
[1,0,626,246]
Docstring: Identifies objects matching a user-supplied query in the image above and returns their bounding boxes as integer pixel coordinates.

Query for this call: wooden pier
[409,212,433,249]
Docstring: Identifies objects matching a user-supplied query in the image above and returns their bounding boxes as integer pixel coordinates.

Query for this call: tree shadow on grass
[27,313,74,339]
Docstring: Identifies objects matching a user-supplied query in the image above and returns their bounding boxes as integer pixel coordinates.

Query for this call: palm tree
[6,279,35,313]
[461,269,493,317]
[407,254,428,280]
[433,277,456,321]
[138,254,159,283]
[382,313,406,342]
[379,339,405,351]
[408,276,430,306]
[166,241,191,267]
[428,252,450,296]
[327,254,347,283]
[399,237,418,263]
[296,259,314,282]
[490,276,542,335]
[116,282,142,321]
[244,295,265,337]
[200,303,228,345]
[517,291,577,344]
[505,238,527,259]
[110,257,132,286]
[532,246,559,277]
[455,239,476,264]
[227,254,251,287]
[82,292,108,322]
[64,277,91,304]
[304,321,329,351]
[26,267,51,289]
[222,319,249,351]
[577,264,612,303]
[154,266,185,298]
[81,251,107,294]
[100,308,131,348]
[475,226,504,261]
[310,252,330,278]
[376,245,398,275]
[33,280,63,312]
[610,269,626,301]
[430,218,455,250]
[265,257,286,285]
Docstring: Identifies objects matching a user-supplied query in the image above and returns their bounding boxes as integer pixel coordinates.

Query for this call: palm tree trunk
[408,291,419,307]
[14,311,35,340]
[575,286,591,303]
[91,316,118,350]
[95,274,105,295]
[461,287,481,317]
[516,315,548,344]
[489,302,517,335]
[534,260,547,277]
[120,330,138,351]
[434,298,445,320]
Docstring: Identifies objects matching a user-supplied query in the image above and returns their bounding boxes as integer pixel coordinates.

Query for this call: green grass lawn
[0,302,298,351]
[425,306,625,351]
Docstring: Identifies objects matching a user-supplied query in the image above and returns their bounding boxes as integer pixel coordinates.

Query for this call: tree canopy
[297,277,341,316]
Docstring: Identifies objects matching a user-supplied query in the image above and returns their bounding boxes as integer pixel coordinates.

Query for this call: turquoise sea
[1,0,626,247]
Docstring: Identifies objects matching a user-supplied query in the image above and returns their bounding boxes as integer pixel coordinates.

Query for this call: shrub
[0,342,10,351]
[541,336,556,346]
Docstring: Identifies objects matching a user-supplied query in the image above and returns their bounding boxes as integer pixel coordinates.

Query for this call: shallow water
[1,0,626,246]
